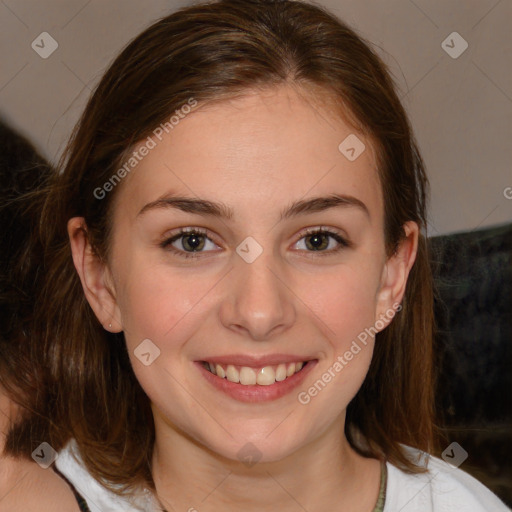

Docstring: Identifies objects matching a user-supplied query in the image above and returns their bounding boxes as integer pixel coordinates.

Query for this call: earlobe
[375,221,419,328]
[67,217,123,332]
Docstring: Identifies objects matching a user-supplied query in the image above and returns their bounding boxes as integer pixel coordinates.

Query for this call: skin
[0,391,80,512]
[69,84,418,512]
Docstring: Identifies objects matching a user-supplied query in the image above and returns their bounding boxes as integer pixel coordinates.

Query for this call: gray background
[0,0,511,235]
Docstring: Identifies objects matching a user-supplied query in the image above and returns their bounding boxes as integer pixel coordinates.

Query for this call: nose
[219,250,296,341]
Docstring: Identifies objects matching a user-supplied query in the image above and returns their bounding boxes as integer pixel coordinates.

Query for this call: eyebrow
[137,192,370,221]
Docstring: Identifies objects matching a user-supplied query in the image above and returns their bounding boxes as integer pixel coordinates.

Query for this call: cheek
[114,257,214,351]
[292,260,382,409]
[116,264,214,405]
[297,262,382,345]
[295,270,378,422]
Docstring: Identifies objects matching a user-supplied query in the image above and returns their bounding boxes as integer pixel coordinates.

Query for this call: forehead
[114,85,383,225]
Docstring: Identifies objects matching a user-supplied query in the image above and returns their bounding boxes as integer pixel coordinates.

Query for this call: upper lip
[198,354,315,367]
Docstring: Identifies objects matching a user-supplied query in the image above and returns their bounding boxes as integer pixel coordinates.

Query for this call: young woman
[0,121,81,511]
[32,0,509,510]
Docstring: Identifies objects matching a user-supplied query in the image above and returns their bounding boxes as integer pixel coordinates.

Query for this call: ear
[67,217,123,332]
[374,221,419,329]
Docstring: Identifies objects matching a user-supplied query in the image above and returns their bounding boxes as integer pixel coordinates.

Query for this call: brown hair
[29,0,438,492]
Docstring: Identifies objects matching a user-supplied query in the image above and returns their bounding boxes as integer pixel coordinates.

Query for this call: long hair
[31,0,438,492]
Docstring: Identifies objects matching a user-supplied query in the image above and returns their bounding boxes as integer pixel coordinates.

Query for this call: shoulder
[0,455,80,512]
[55,440,155,512]
[384,445,510,512]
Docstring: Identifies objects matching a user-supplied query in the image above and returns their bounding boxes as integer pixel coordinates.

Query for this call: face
[70,84,417,464]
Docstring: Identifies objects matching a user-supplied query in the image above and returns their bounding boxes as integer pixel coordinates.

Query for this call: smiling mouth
[200,360,311,386]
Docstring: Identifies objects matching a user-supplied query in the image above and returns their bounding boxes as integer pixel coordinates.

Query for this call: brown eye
[160,228,218,259]
[304,232,330,251]
[295,228,351,256]
[177,232,206,252]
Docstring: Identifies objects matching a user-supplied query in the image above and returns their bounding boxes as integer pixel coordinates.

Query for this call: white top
[55,440,510,512]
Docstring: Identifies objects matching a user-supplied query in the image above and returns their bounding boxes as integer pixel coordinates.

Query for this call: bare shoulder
[0,455,80,512]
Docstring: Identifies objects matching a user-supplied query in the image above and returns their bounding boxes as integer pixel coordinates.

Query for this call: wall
[0,0,510,235]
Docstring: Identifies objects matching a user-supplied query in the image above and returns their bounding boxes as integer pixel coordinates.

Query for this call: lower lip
[195,360,317,403]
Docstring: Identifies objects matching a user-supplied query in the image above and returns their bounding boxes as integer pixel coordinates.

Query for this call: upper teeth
[206,362,305,386]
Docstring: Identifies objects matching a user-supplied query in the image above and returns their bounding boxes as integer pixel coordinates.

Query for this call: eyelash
[160,226,351,260]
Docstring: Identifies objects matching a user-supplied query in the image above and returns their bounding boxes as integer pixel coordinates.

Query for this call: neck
[151,411,381,512]
[0,390,17,456]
